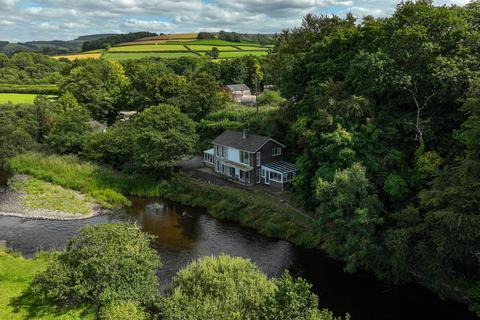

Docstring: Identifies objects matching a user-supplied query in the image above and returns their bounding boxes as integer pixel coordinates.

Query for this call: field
[103,52,199,61]
[109,44,188,52]
[186,45,239,51]
[0,93,54,104]
[187,39,260,46]
[219,51,268,58]
[52,53,101,60]
[236,46,270,51]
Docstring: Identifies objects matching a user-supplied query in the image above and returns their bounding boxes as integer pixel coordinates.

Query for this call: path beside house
[178,156,314,219]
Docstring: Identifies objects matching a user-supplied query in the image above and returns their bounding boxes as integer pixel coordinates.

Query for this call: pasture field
[237,46,270,51]
[0,93,55,104]
[52,53,101,60]
[187,39,261,46]
[103,52,199,61]
[186,45,239,51]
[109,44,188,52]
[218,51,268,58]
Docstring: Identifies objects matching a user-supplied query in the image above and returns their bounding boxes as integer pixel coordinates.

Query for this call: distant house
[203,130,296,189]
[225,84,256,105]
[119,111,137,121]
[86,120,107,132]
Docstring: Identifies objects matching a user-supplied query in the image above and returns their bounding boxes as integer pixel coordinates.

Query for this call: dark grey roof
[213,130,281,152]
[262,160,296,174]
[226,84,250,92]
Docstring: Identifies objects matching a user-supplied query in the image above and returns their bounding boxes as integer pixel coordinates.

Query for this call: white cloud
[0,0,471,42]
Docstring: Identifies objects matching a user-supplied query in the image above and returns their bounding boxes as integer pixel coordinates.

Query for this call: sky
[0,0,472,42]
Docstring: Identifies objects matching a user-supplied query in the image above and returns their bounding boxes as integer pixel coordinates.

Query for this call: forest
[0,0,479,318]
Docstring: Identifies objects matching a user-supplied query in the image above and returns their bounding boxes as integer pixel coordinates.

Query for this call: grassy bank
[9,176,94,215]
[7,152,319,247]
[0,248,95,319]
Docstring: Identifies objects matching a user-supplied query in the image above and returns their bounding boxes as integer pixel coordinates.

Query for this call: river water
[0,173,475,319]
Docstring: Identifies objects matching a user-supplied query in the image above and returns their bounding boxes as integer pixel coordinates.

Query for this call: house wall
[258,140,284,165]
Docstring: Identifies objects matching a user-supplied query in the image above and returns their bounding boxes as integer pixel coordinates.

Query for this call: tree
[160,255,274,320]
[30,223,161,307]
[315,163,383,272]
[210,47,220,59]
[100,301,147,320]
[60,59,128,123]
[46,93,91,154]
[131,104,197,174]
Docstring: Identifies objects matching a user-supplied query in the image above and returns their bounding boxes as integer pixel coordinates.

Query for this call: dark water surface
[0,177,476,319]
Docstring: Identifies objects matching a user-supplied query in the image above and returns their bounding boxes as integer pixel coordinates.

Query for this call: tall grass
[6,152,162,208]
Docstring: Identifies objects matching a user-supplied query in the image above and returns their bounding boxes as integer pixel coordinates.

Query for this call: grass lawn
[219,51,268,58]
[186,45,239,51]
[103,52,199,61]
[0,94,56,104]
[51,53,101,60]
[109,44,188,52]
[0,249,95,320]
[9,176,94,215]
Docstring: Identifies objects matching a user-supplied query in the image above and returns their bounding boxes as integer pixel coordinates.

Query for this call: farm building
[203,130,296,190]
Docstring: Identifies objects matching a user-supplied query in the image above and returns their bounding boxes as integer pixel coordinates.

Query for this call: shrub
[30,223,161,307]
[99,301,147,320]
[257,90,286,106]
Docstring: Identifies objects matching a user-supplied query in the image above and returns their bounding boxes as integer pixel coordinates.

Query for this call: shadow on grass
[9,287,95,319]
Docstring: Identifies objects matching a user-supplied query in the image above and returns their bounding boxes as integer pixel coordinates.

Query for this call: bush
[161,255,274,320]
[257,90,286,106]
[30,223,161,307]
[100,301,147,320]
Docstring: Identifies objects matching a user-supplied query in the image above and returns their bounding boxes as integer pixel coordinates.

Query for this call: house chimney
[242,129,247,139]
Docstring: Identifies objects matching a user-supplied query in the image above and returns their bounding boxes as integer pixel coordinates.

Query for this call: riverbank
[0,175,106,220]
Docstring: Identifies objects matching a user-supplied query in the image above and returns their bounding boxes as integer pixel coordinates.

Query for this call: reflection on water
[0,195,476,320]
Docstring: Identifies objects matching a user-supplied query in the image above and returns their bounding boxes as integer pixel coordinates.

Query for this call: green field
[237,46,270,51]
[187,39,261,46]
[186,45,239,51]
[219,51,268,58]
[109,44,188,52]
[0,93,55,104]
[103,52,199,61]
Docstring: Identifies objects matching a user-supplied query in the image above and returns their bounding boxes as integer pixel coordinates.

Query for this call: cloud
[0,0,471,42]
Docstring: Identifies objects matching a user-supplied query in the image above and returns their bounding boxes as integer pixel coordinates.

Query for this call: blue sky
[0,0,471,42]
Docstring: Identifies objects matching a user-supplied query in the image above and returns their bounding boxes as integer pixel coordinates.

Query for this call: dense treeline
[0,52,67,84]
[218,30,274,45]
[269,0,480,313]
[81,32,157,52]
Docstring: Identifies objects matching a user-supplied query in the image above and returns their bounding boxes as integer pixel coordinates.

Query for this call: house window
[272,147,282,156]
[261,169,265,177]
[269,171,282,182]
[222,146,226,158]
[256,152,261,166]
[240,150,250,165]
[215,145,221,156]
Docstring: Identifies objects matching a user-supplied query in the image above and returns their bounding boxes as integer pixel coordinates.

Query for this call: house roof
[262,160,296,174]
[213,130,284,152]
[226,84,250,92]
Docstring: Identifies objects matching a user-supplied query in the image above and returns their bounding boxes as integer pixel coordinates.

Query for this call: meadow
[0,93,55,104]
[51,53,101,60]
[103,52,199,61]
[186,45,239,51]
[219,51,268,58]
[187,39,261,46]
[109,44,188,52]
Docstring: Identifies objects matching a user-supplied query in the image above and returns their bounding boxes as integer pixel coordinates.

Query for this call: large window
[240,150,250,165]
[269,171,282,182]
[272,147,282,156]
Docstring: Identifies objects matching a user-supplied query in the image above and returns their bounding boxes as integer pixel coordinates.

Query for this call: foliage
[60,59,128,123]
[99,301,147,320]
[30,223,161,307]
[0,83,59,94]
[0,103,38,164]
[46,93,92,154]
[257,90,286,106]
[161,255,274,320]
[81,32,157,52]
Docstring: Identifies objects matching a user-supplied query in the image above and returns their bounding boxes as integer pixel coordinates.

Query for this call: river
[0,173,476,319]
